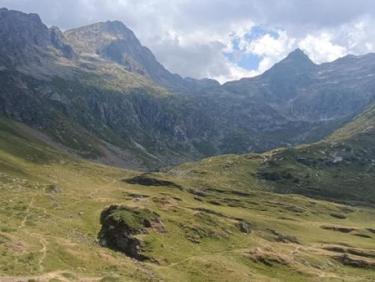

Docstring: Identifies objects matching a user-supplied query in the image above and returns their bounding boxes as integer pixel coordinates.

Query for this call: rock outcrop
[124,175,182,189]
[98,205,164,260]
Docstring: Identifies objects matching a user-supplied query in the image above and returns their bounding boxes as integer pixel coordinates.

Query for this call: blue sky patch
[225,26,279,71]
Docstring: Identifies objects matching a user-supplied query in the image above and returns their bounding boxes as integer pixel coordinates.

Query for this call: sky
[1,0,375,83]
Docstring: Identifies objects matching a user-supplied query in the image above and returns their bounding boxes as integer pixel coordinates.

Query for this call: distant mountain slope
[258,104,375,206]
[3,66,336,170]
[167,104,375,206]
[224,49,375,122]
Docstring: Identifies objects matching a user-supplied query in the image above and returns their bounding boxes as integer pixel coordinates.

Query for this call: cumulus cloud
[242,31,296,73]
[299,33,347,63]
[1,0,375,82]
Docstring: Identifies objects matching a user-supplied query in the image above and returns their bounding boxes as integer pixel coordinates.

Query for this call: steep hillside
[258,104,375,206]
[2,67,327,170]
[0,117,374,281]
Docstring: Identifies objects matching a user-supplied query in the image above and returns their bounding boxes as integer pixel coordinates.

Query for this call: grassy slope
[258,104,375,206]
[0,67,173,170]
[0,117,374,281]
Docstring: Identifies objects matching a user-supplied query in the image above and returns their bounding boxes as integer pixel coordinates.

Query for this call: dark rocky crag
[0,8,75,67]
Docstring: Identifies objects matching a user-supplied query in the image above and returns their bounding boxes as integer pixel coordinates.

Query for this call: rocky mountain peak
[263,48,315,79]
[0,8,75,66]
[284,48,314,66]
[101,20,135,37]
[65,20,188,90]
[64,21,140,55]
[0,8,50,48]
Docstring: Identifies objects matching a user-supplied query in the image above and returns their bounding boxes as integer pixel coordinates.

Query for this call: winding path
[18,196,35,229]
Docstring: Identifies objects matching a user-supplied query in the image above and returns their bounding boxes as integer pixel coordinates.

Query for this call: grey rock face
[0,8,75,67]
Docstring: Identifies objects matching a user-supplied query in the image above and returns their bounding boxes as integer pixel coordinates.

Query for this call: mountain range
[1,8,374,170]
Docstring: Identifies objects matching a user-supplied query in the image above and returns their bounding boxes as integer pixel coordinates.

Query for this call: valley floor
[0,119,374,282]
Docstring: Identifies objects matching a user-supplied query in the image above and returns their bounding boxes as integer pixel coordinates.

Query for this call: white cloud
[245,32,293,57]
[299,33,347,63]
[214,65,255,84]
[242,31,296,74]
[333,17,375,54]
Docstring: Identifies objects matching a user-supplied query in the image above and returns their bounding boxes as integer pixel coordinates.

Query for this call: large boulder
[98,205,164,260]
